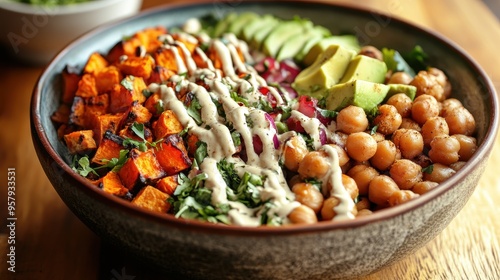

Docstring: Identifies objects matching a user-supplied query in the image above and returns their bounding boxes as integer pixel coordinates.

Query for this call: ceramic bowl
[0,0,142,65]
[30,1,499,279]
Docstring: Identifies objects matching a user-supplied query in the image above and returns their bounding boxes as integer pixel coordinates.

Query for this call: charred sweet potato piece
[121,102,153,127]
[95,66,122,94]
[89,113,124,145]
[85,94,109,118]
[75,74,98,98]
[109,76,147,113]
[63,130,97,155]
[118,148,167,190]
[135,26,167,53]
[96,171,129,197]
[69,97,86,127]
[152,110,184,140]
[83,52,109,75]
[155,175,178,196]
[92,131,124,165]
[51,104,70,125]
[57,124,77,140]
[61,65,81,104]
[118,56,154,80]
[131,185,171,213]
[154,135,192,176]
[106,41,128,64]
[147,66,174,85]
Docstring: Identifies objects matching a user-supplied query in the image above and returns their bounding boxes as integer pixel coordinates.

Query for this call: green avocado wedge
[227,12,259,38]
[261,19,313,58]
[241,14,279,41]
[325,80,390,113]
[275,26,330,61]
[303,35,361,66]
[339,55,388,84]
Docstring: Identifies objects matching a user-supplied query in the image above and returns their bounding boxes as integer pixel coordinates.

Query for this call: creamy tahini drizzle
[149,26,353,225]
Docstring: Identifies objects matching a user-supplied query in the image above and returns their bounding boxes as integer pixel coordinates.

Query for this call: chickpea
[428,135,461,165]
[347,164,379,196]
[288,205,318,224]
[320,196,357,221]
[452,134,477,161]
[370,140,398,171]
[368,175,400,206]
[388,190,420,207]
[342,174,359,200]
[411,94,440,125]
[292,183,324,214]
[400,118,421,132]
[326,144,350,167]
[331,131,348,148]
[391,129,424,159]
[356,209,373,217]
[427,68,451,98]
[386,93,413,118]
[390,159,423,190]
[346,132,378,162]
[423,163,456,183]
[359,45,383,60]
[373,104,402,135]
[336,105,369,134]
[283,135,308,172]
[412,181,439,195]
[288,175,302,188]
[450,161,467,171]
[387,72,413,85]
[440,98,463,117]
[371,132,386,143]
[410,71,445,101]
[445,106,476,136]
[298,151,329,179]
[356,197,371,211]
[421,116,449,146]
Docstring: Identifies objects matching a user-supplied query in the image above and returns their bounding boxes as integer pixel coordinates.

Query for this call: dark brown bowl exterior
[31,1,498,279]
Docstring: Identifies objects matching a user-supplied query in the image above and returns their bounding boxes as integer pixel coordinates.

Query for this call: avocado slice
[303,35,361,66]
[227,12,259,38]
[386,84,417,100]
[292,45,354,99]
[213,13,238,38]
[276,26,330,61]
[294,36,323,63]
[261,20,313,58]
[325,80,390,113]
[249,20,281,50]
[339,55,388,84]
[241,14,279,41]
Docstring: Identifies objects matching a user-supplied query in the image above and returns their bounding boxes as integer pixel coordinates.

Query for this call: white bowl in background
[0,0,142,65]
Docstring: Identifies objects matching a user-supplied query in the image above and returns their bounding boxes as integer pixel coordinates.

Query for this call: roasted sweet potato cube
[154,46,185,73]
[118,56,154,79]
[95,66,122,94]
[154,135,192,176]
[147,66,174,85]
[63,130,97,155]
[85,93,109,117]
[106,41,128,64]
[92,131,124,165]
[121,102,152,127]
[69,97,86,127]
[61,65,81,104]
[96,171,129,197]
[118,148,167,190]
[109,76,147,113]
[131,185,171,213]
[89,113,124,145]
[172,33,198,53]
[84,52,109,74]
[75,74,98,98]
[51,104,70,125]
[155,174,178,196]
[135,26,167,53]
[57,124,77,140]
[144,91,163,117]
[119,124,153,144]
[152,110,184,140]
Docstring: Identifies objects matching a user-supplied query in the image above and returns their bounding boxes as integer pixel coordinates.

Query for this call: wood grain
[0,0,499,279]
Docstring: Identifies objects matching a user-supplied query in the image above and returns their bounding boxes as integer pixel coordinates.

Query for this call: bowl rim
[0,0,141,15]
[31,0,499,236]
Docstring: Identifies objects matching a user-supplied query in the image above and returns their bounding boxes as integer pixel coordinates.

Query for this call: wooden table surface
[1,0,499,279]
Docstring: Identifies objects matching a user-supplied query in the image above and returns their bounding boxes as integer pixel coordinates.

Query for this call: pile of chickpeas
[283,47,477,224]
